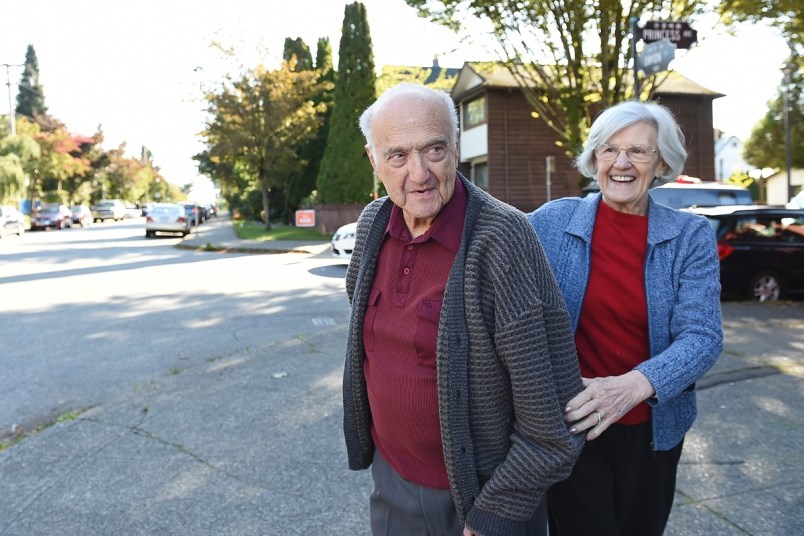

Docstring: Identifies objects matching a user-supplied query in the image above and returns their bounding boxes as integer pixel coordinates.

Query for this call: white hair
[576,100,687,187]
[359,82,458,158]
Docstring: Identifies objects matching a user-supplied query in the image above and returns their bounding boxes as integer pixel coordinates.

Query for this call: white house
[714,135,752,180]
[765,168,804,205]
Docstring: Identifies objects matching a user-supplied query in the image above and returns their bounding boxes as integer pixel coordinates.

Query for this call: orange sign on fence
[295,209,315,227]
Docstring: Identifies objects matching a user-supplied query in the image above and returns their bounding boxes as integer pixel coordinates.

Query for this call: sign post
[632,20,697,99]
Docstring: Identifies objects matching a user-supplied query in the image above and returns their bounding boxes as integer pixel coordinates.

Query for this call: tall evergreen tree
[315,37,333,73]
[283,37,336,218]
[316,2,376,204]
[16,45,48,121]
[283,38,313,71]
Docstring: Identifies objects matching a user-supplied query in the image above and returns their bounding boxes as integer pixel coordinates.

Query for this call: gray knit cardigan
[342,175,584,536]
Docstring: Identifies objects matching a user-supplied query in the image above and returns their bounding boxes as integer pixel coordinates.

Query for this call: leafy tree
[61,129,108,205]
[16,45,49,122]
[743,58,803,169]
[376,64,457,95]
[404,1,706,165]
[316,1,377,203]
[0,124,40,202]
[718,0,802,50]
[284,38,314,71]
[201,60,328,229]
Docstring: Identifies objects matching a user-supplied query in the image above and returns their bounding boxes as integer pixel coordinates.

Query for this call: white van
[648,178,752,209]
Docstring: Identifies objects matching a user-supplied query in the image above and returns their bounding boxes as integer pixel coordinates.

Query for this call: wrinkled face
[595,121,666,215]
[366,94,459,236]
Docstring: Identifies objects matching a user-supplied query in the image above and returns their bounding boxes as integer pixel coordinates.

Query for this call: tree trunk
[261,184,272,231]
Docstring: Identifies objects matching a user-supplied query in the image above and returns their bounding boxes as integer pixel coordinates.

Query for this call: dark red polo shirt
[363,176,466,489]
[575,200,650,424]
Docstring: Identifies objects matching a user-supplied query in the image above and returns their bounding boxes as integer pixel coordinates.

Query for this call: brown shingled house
[450,62,724,212]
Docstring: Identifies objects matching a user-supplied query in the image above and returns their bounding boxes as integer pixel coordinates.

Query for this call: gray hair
[576,100,687,187]
[359,82,459,159]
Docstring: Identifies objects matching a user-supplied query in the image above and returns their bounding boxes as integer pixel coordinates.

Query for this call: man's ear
[365,145,376,169]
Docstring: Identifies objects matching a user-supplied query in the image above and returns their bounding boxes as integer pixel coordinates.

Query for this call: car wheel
[749,270,782,302]
[145,230,154,238]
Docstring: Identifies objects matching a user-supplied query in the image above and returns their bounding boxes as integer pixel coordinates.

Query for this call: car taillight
[178,216,187,223]
[146,216,153,223]
[717,241,734,261]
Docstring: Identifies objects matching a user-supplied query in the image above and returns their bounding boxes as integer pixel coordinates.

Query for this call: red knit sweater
[575,201,650,424]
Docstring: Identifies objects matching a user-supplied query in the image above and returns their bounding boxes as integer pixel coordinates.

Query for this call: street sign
[637,38,676,75]
[641,20,698,49]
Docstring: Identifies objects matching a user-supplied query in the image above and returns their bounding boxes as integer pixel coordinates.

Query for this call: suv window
[721,214,804,244]
[649,185,753,209]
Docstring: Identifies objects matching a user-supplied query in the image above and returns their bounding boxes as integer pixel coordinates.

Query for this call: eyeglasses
[594,144,658,163]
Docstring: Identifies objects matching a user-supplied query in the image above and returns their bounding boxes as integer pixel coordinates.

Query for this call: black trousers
[547,422,683,536]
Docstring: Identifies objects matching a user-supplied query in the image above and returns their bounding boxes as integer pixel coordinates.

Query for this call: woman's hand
[564,370,655,440]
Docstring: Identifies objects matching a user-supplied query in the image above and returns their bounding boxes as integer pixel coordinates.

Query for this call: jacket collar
[566,192,683,246]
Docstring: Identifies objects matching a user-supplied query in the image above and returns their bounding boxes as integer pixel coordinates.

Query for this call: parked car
[181,202,204,226]
[0,204,26,237]
[144,203,191,238]
[69,205,93,227]
[688,205,804,302]
[92,199,127,222]
[649,177,753,209]
[30,204,73,230]
[331,222,357,261]
[124,203,141,219]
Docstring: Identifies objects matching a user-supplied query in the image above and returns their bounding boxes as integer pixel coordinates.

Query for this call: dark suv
[689,205,804,302]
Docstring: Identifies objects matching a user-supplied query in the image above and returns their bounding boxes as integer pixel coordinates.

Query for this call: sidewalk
[177,213,332,256]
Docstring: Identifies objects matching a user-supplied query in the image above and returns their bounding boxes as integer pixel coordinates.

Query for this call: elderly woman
[527,100,723,535]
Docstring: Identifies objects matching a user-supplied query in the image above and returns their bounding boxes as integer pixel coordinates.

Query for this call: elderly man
[342,82,584,536]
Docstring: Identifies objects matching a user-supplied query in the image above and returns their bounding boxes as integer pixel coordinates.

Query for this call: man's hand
[563,370,655,440]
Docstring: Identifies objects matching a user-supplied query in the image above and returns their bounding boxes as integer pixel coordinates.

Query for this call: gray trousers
[369,450,548,535]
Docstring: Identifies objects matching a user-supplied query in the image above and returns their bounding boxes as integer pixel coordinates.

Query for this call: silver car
[144,203,191,238]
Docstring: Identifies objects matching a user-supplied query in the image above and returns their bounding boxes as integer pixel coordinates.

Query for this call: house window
[472,162,489,191]
[463,96,487,129]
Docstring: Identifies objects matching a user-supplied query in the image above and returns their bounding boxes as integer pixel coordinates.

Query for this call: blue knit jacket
[527,193,723,450]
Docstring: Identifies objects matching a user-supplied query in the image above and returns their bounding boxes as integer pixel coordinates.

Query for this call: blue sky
[0,1,791,187]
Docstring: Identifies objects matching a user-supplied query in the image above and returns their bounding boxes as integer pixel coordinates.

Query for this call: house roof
[450,61,723,101]
[652,71,724,98]
[715,135,743,153]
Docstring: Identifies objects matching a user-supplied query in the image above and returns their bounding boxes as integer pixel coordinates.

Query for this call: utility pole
[782,56,795,204]
[3,63,24,135]
[631,17,641,100]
